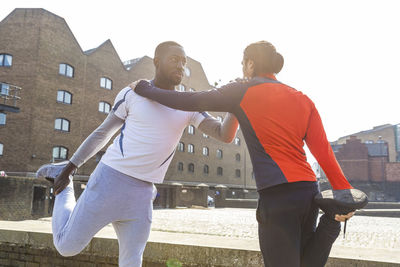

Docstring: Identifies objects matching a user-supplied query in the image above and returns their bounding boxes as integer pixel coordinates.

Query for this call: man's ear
[247,59,255,76]
[153,57,159,68]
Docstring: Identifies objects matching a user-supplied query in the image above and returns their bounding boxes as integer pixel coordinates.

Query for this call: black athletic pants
[257,181,341,267]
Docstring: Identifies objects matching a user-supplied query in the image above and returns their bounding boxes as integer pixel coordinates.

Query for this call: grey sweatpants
[52,162,156,267]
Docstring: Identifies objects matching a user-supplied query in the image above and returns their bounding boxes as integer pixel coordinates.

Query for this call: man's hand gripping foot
[36,161,77,195]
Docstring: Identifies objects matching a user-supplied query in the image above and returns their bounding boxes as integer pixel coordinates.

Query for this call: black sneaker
[314,189,368,237]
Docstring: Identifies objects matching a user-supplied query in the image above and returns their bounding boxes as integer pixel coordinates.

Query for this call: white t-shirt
[101,86,206,183]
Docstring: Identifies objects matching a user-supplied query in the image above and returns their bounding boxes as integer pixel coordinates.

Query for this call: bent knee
[54,241,84,257]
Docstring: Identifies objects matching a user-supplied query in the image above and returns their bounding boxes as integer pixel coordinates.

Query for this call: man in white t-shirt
[36,41,239,267]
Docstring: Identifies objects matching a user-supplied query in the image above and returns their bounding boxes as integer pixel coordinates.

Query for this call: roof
[123,57,144,70]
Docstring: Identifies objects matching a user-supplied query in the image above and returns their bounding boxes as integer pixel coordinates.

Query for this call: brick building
[333,123,400,162]
[318,134,400,201]
[0,8,256,189]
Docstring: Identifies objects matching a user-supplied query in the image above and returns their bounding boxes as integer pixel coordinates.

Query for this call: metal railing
[0,82,21,108]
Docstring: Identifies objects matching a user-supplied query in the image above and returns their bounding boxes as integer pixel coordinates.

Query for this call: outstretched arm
[131,80,236,112]
[198,113,239,143]
[53,111,124,194]
[69,111,124,168]
[305,105,352,190]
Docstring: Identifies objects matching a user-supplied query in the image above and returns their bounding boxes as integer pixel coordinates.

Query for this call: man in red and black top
[132,41,354,267]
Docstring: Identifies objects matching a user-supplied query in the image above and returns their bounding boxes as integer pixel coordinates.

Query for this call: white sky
[1,0,399,143]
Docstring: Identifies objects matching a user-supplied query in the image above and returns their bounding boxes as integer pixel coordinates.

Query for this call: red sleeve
[305,103,352,190]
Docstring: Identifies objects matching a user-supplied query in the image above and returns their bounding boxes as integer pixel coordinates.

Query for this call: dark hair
[243,41,284,74]
[154,41,183,58]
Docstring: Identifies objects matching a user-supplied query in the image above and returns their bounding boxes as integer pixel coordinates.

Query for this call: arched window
[57,90,72,104]
[52,146,68,160]
[99,101,111,114]
[188,144,194,153]
[203,165,209,174]
[203,133,209,138]
[59,63,74,78]
[0,143,3,156]
[177,142,185,152]
[235,137,241,145]
[184,67,191,77]
[235,153,241,162]
[0,113,6,125]
[235,169,241,178]
[217,167,223,176]
[176,84,185,92]
[178,162,184,171]
[1,83,9,96]
[202,147,209,156]
[100,77,113,90]
[54,118,70,132]
[0,54,12,67]
[188,125,195,135]
[216,149,223,159]
[188,163,195,173]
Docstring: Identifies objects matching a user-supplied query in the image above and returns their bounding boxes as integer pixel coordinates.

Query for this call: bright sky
[1,0,399,143]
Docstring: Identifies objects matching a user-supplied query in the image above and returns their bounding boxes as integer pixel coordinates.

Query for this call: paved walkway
[151,208,400,251]
[1,208,399,264]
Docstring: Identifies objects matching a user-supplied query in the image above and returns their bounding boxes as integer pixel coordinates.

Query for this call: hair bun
[273,52,284,74]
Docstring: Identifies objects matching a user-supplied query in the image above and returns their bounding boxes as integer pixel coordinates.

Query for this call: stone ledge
[0,220,399,267]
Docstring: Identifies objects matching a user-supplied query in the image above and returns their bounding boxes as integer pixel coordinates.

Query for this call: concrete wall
[0,225,399,267]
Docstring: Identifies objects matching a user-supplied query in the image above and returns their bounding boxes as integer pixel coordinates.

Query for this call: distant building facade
[0,8,256,189]
[316,125,400,201]
[333,123,400,162]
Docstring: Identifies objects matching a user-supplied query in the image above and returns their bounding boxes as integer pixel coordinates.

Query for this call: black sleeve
[134,80,247,113]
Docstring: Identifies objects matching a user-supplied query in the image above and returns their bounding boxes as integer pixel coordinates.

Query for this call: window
[203,165,209,174]
[377,139,385,144]
[54,118,70,132]
[0,113,6,125]
[235,137,241,146]
[216,149,223,159]
[184,67,191,77]
[52,146,68,160]
[57,90,72,104]
[235,169,241,178]
[0,143,3,156]
[189,88,195,92]
[252,172,255,179]
[100,77,112,90]
[177,142,185,152]
[217,116,223,122]
[203,133,209,138]
[178,162,184,171]
[188,144,194,153]
[188,125,195,135]
[365,140,374,144]
[235,153,241,162]
[0,83,9,96]
[202,147,209,156]
[188,163,194,173]
[59,63,74,77]
[176,84,185,92]
[0,54,12,67]
[217,167,223,176]
[99,101,111,114]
